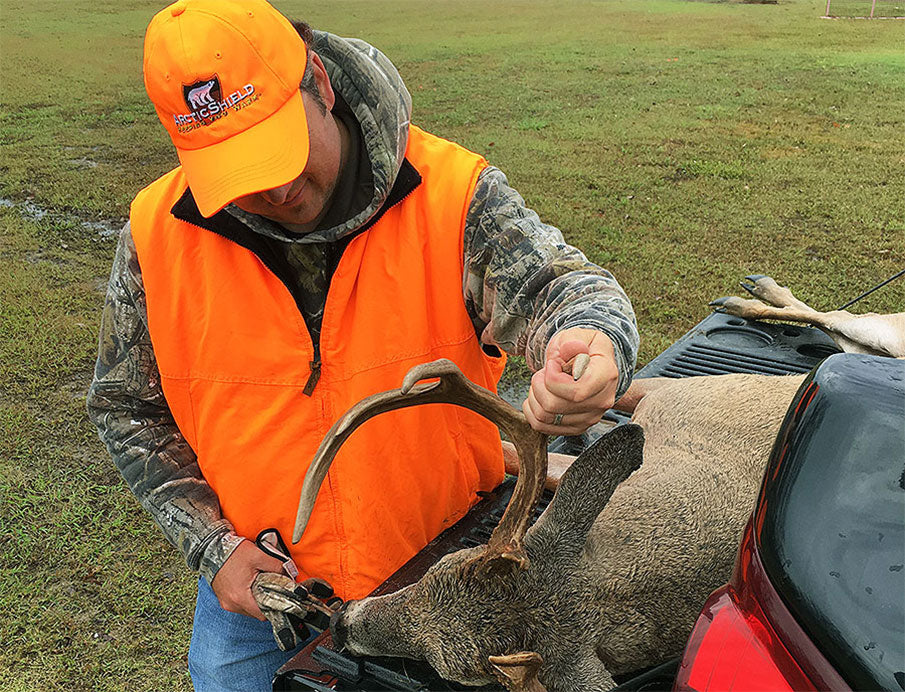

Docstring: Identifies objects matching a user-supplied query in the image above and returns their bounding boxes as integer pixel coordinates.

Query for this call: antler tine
[489,652,547,692]
[292,359,548,571]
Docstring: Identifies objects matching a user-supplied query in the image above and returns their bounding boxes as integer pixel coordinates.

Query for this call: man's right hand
[210,539,284,620]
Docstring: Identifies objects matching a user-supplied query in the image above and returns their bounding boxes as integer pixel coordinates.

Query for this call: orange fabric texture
[130,126,506,599]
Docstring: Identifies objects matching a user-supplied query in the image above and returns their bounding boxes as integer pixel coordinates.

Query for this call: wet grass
[1,0,902,689]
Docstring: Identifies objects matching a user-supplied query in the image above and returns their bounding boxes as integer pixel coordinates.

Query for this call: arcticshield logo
[174,77,258,133]
[183,77,222,112]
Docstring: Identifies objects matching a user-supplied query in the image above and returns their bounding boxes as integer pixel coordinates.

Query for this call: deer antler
[291,359,548,569]
[489,652,547,692]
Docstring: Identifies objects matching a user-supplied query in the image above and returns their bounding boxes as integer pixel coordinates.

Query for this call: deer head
[293,359,644,691]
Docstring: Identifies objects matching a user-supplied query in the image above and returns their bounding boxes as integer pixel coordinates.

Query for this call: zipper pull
[303,359,322,396]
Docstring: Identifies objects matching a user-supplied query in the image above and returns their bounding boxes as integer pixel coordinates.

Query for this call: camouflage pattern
[251,572,334,652]
[293,30,412,245]
[464,167,638,397]
[86,32,638,585]
[89,228,245,580]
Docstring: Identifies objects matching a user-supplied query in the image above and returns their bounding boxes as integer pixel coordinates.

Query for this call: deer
[290,358,808,691]
[286,272,905,690]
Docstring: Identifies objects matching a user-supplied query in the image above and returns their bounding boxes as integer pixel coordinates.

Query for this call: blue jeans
[188,577,309,691]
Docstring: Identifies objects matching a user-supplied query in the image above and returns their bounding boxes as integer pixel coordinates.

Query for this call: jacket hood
[298,31,412,244]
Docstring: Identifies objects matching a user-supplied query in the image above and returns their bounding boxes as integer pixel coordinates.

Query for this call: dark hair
[291,20,327,115]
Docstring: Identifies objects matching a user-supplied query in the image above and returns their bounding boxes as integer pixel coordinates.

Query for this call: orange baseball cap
[143,0,310,217]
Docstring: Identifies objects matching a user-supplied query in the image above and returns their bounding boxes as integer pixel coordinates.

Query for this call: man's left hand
[523,327,619,435]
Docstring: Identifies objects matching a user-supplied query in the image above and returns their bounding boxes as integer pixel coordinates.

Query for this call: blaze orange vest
[130,126,506,599]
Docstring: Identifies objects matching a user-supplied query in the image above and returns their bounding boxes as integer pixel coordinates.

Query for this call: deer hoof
[709,296,731,309]
[741,275,773,296]
[739,279,758,296]
[710,296,756,317]
[740,275,788,305]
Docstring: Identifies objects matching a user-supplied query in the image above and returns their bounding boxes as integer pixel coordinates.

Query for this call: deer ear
[526,423,644,561]
[488,651,546,691]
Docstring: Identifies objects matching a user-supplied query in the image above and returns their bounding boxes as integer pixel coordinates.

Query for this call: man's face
[233,65,343,232]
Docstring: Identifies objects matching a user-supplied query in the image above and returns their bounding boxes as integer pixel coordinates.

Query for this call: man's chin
[256,202,324,233]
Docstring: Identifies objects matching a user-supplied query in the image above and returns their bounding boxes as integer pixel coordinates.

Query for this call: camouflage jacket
[86,32,639,585]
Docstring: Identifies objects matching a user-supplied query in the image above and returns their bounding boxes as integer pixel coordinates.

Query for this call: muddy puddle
[0,197,123,238]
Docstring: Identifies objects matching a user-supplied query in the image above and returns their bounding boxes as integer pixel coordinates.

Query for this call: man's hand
[523,327,619,435]
[210,539,285,620]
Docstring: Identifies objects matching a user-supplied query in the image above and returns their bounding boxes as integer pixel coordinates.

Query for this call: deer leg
[826,312,905,357]
[613,377,675,414]
[713,275,905,357]
[710,296,904,355]
[709,296,848,326]
[711,274,829,322]
[738,274,819,312]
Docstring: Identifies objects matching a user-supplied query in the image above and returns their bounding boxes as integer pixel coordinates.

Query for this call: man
[86,0,639,689]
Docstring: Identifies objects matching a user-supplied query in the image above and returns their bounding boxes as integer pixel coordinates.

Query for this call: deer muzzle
[329,601,351,649]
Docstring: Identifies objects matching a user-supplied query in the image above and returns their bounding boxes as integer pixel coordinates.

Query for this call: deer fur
[324,369,805,691]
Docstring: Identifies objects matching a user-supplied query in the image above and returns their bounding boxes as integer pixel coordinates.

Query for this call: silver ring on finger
[553,413,564,426]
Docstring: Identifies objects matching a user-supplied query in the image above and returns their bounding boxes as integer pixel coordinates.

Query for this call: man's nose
[260,181,295,206]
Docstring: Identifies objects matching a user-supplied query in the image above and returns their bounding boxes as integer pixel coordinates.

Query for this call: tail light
[673,586,814,691]
[674,519,848,691]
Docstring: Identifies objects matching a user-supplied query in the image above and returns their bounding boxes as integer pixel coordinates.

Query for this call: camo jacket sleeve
[463,166,639,398]
[86,224,244,585]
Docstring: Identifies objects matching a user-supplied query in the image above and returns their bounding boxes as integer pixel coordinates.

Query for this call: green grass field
[1,0,902,689]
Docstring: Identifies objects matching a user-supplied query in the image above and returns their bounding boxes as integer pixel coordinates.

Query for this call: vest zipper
[300,163,423,396]
[170,159,423,399]
[303,356,322,396]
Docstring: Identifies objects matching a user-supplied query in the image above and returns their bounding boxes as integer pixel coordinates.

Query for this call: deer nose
[330,600,352,648]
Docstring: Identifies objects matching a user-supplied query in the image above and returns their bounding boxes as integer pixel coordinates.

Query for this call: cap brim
[176,90,310,218]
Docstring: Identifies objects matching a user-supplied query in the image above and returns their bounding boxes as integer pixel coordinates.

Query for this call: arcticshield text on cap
[143,0,310,217]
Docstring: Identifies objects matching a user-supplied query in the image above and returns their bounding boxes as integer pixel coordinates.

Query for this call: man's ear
[307,51,336,111]
[488,651,547,691]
